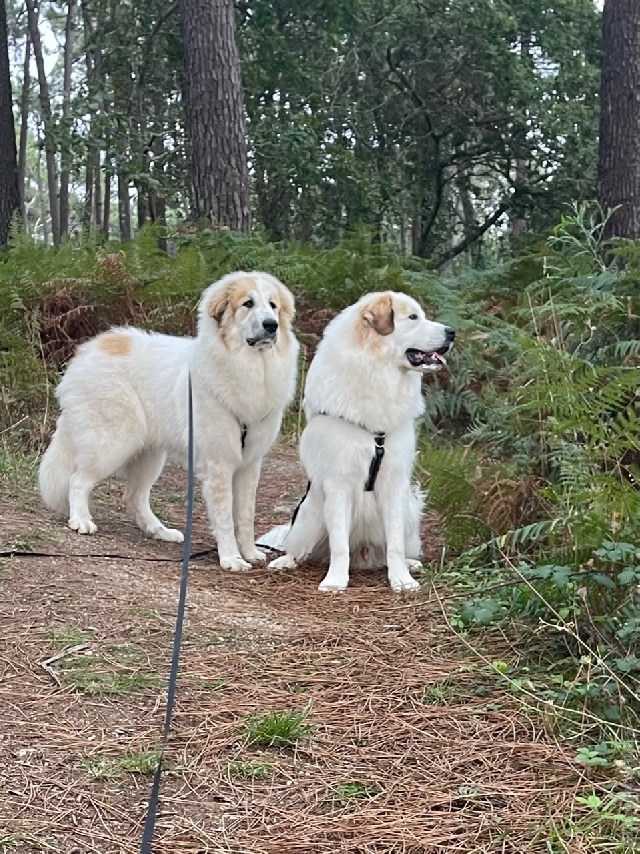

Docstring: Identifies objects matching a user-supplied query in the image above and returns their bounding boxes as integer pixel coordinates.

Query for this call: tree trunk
[118,170,132,241]
[0,0,21,246]
[149,131,167,251]
[510,30,531,242]
[597,0,640,240]
[102,168,110,237]
[179,0,250,231]
[59,0,76,238]
[93,161,102,232]
[36,145,48,245]
[136,182,148,229]
[18,31,31,229]
[25,0,60,246]
[457,170,482,266]
[80,0,94,229]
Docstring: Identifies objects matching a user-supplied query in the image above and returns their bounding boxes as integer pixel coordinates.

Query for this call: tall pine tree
[597,0,640,239]
[179,0,250,231]
[0,0,20,246]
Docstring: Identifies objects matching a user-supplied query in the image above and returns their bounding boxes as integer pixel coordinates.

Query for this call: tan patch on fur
[226,276,260,314]
[207,274,258,346]
[98,331,132,357]
[209,272,297,352]
[274,280,296,352]
[357,293,395,346]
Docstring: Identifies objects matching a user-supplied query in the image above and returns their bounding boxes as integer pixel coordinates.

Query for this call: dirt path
[0,446,595,853]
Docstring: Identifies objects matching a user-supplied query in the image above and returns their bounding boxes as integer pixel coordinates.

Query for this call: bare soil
[0,446,598,853]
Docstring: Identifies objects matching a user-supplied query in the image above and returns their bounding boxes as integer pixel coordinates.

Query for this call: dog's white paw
[268,553,298,571]
[68,517,97,535]
[241,547,267,563]
[389,574,420,593]
[219,554,253,572]
[406,558,423,571]
[150,526,184,543]
[318,573,348,593]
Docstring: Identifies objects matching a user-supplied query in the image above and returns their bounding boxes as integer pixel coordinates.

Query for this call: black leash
[290,480,311,525]
[0,548,218,562]
[140,375,195,854]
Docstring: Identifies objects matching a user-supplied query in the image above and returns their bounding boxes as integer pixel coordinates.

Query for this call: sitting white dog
[259,290,454,592]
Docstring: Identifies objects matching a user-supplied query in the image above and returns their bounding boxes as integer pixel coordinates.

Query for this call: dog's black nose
[263,318,278,334]
[444,326,456,342]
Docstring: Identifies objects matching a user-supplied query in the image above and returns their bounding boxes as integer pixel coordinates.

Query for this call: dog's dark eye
[243,299,254,309]
[269,301,277,310]
[408,313,418,320]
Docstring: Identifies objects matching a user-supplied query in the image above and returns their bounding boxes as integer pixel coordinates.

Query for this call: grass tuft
[333,781,380,801]
[49,627,95,647]
[229,758,273,780]
[82,750,164,780]
[244,706,312,748]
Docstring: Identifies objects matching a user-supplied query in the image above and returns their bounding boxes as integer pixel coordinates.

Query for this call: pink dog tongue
[432,351,446,364]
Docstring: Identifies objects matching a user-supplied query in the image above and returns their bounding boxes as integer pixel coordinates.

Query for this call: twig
[38,642,90,686]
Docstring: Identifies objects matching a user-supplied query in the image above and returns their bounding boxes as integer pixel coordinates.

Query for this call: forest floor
[0,444,610,853]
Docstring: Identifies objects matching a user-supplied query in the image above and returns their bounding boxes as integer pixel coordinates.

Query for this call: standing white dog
[39,271,299,571]
[261,291,454,592]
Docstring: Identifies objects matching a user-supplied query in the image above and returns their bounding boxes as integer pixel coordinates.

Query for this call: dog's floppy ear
[206,285,230,324]
[362,294,395,336]
[277,281,295,323]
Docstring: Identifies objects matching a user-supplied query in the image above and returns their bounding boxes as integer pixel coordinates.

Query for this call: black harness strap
[316,412,386,493]
[364,432,386,492]
[140,376,195,854]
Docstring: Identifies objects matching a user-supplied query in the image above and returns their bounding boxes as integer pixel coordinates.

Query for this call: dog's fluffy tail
[256,523,291,552]
[38,422,74,516]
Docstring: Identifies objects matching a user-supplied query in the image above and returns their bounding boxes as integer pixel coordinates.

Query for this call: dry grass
[0,448,615,853]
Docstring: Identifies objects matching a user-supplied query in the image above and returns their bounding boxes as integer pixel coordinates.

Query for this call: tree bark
[118,171,132,241]
[0,0,21,246]
[149,131,167,251]
[25,0,61,246]
[35,145,48,245]
[510,30,531,241]
[59,0,76,238]
[102,168,110,236]
[597,0,640,240]
[18,31,31,229]
[136,181,148,229]
[179,0,250,231]
[92,161,101,233]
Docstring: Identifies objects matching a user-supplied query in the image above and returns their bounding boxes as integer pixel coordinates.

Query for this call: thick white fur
[39,271,299,571]
[262,290,453,592]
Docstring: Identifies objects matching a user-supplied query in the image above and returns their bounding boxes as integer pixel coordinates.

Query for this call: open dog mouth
[405,346,450,369]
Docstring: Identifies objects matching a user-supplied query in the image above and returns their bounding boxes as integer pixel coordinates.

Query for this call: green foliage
[118,750,161,775]
[238,0,601,256]
[83,750,164,779]
[244,706,312,749]
[332,782,380,801]
[9,0,600,259]
[410,207,640,745]
[228,758,273,780]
